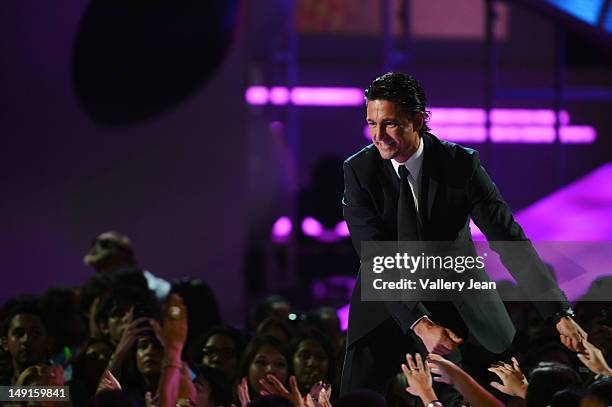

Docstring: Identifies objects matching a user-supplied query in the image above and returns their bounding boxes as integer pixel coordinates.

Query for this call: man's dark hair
[95,285,160,327]
[1,296,48,335]
[364,72,431,135]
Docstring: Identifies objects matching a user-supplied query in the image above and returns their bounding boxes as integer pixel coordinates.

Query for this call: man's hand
[577,340,612,376]
[413,317,463,355]
[556,316,587,353]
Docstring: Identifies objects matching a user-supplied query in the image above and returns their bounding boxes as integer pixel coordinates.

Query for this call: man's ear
[412,112,425,133]
[0,336,7,352]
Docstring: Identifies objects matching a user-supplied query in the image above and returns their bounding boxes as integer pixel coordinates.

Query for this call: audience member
[291,330,336,396]
[524,362,582,407]
[1,232,610,407]
[84,231,170,301]
[237,335,291,401]
[170,277,222,360]
[1,298,52,385]
[197,325,247,382]
[256,317,293,345]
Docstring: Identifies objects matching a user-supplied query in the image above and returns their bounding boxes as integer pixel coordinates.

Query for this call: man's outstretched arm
[467,151,587,352]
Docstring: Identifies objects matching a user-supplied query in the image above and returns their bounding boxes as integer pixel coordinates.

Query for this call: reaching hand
[413,318,463,355]
[306,381,332,407]
[113,306,156,355]
[161,293,188,352]
[305,386,331,407]
[488,357,528,398]
[426,353,460,385]
[556,316,587,353]
[259,374,304,407]
[96,369,122,394]
[237,377,251,407]
[401,353,438,404]
[577,340,612,376]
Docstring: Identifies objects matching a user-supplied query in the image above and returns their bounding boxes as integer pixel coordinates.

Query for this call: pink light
[490,126,556,143]
[490,109,570,125]
[363,125,372,140]
[560,126,597,143]
[245,86,268,105]
[290,87,364,106]
[335,221,350,237]
[559,111,570,125]
[429,108,486,124]
[302,216,324,237]
[270,87,290,105]
[337,303,350,331]
[271,216,292,243]
[429,125,488,142]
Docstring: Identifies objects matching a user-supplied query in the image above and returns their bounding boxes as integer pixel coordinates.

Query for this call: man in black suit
[340,72,587,402]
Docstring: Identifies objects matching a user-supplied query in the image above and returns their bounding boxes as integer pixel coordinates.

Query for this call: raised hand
[259,374,304,407]
[426,353,458,385]
[413,317,463,355]
[237,376,251,407]
[488,357,528,398]
[556,316,587,353]
[306,381,332,407]
[96,368,122,394]
[577,340,612,376]
[401,353,438,405]
[161,293,188,352]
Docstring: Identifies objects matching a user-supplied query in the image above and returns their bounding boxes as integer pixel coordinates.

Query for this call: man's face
[5,315,49,369]
[366,99,422,162]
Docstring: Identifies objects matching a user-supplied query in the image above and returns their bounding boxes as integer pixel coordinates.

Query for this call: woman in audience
[290,330,335,397]
[237,335,292,401]
[70,337,115,406]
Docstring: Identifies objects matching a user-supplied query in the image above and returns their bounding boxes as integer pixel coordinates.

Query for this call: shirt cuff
[410,315,429,331]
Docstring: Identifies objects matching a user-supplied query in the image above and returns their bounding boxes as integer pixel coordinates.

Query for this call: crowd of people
[0,231,611,407]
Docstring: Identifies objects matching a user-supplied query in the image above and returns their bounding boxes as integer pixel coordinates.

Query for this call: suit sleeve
[343,161,430,331]
[467,152,569,319]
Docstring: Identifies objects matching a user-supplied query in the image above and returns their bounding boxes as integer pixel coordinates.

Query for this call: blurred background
[1,0,611,325]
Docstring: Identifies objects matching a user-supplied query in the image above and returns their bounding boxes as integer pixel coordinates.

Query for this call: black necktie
[398,165,422,240]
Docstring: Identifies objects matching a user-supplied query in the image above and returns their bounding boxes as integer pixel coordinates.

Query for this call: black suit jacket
[342,132,569,353]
